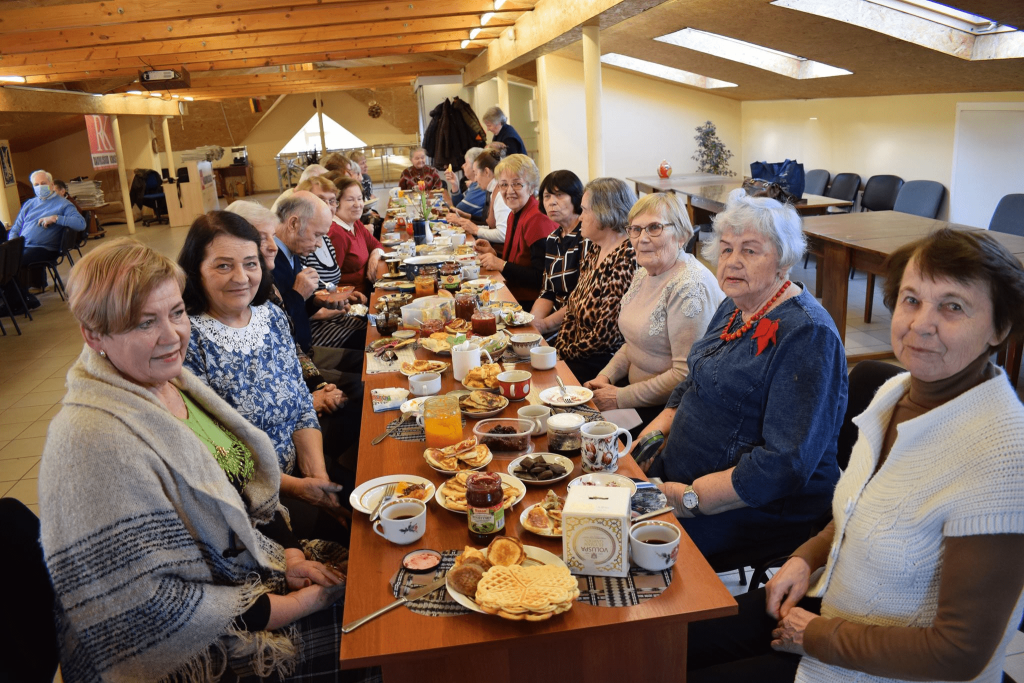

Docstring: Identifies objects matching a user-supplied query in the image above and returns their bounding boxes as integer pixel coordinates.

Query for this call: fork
[555,376,575,404]
[370,483,397,522]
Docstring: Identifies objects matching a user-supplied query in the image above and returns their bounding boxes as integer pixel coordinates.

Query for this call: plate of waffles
[400,359,450,376]
[519,490,565,537]
[423,437,493,473]
[435,471,526,513]
[349,475,435,514]
[445,537,578,620]
[458,390,509,418]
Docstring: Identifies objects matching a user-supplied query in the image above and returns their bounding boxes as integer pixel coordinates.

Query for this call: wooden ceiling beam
[0,16,514,66]
[182,75,437,100]
[0,0,533,33]
[0,86,182,115]
[185,62,454,90]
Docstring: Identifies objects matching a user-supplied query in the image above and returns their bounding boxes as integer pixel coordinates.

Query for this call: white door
[950,104,1024,228]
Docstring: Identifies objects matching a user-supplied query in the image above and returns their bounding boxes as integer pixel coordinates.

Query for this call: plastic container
[473,418,535,458]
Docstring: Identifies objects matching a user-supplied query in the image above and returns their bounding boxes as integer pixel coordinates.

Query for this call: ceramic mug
[409,372,442,396]
[629,521,680,571]
[530,346,557,370]
[451,342,493,382]
[517,404,552,435]
[451,232,467,247]
[373,499,427,545]
[510,333,542,358]
[497,370,532,401]
[580,420,633,473]
[461,262,481,281]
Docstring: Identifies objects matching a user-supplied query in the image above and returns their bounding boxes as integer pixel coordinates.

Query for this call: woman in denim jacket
[640,190,847,563]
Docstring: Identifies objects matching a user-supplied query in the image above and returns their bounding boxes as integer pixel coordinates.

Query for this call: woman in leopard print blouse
[555,178,639,384]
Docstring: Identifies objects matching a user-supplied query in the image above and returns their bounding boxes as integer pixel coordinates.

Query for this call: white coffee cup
[517,404,552,435]
[409,372,442,396]
[451,232,467,247]
[373,499,427,545]
[451,342,493,382]
[580,420,633,473]
[530,346,557,370]
[461,262,480,281]
[629,521,681,571]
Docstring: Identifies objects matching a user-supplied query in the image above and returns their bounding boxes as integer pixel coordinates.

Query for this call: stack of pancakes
[463,363,501,389]
[423,438,491,472]
[439,471,517,511]
[459,390,506,414]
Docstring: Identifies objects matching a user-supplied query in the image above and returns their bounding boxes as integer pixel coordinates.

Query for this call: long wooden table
[340,260,737,681]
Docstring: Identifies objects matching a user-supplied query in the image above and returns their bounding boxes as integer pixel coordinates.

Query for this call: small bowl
[397,282,417,294]
[530,346,557,370]
[393,329,416,339]
[402,548,442,574]
[409,372,442,396]
[473,418,535,457]
[496,370,532,401]
[510,333,542,358]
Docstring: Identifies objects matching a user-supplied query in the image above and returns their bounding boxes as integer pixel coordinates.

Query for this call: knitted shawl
[40,347,299,683]
[797,369,1024,683]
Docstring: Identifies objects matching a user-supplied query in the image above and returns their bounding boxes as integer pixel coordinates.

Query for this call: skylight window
[770,0,1024,60]
[278,114,366,155]
[600,54,737,89]
[654,28,852,79]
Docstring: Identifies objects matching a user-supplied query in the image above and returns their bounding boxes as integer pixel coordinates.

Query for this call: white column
[161,116,175,176]
[111,115,136,235]
[465,84,477,115]
[535,57,551,178]
[496,71,510,122]
[582,24,604,179]
[316,93,326,152]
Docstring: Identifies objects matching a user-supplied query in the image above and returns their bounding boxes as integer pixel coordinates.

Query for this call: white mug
[517,404,551,435]
[581,420,633,473]
[409,372,442,396]
[451,342,493,382]
[461,263,481,281]
[530,346,557,370]
[629,521,681,571]
[373,499,427,545]
[451,232,467,247]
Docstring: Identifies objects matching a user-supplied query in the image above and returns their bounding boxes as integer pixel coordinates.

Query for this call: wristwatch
[682,485,702,516]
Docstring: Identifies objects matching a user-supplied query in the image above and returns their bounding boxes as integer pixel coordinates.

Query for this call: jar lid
[547,413,586,430]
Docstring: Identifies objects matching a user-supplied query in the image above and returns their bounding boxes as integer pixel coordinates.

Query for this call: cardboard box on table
[562,486,632,578]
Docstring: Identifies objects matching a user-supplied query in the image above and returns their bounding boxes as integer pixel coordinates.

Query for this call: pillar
[316,93,327,152]
[110,115,136,235]
[582,24,604,179]
[535,57,551,178]
[161,116,175,177]
[496,71,510,122]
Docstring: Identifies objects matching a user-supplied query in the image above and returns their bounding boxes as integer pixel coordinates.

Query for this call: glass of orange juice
[419,396,463,448]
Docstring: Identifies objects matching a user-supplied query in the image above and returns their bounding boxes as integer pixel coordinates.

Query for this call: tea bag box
[562,486,632,577]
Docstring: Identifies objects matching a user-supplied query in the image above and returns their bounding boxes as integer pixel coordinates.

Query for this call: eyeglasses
[322,198,339,207]
[497,181,527,191]
[626,222,667,239]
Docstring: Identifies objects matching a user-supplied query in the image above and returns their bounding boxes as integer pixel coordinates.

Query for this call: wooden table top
[628,175,852,213]
[340,250,737,669]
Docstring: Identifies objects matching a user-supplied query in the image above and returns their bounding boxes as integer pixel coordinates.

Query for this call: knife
[631,506,675,523]
[342,575,447,633]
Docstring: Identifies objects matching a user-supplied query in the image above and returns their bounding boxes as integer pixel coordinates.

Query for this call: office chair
[140,169,169,227]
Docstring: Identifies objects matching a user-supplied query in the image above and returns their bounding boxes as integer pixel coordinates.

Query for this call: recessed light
[183,96,194,101]
[0,76,26,83]
[127,90,143,95]
[150,92,162,97]
[600,54,737,89]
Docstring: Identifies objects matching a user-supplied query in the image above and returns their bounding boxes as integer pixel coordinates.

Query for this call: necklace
[179,391,255,488]
[720,280,792,342]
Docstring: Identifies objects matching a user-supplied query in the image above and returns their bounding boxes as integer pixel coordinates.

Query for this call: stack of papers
[68,180,105,208]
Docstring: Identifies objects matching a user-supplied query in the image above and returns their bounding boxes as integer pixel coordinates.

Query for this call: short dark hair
[178,211,273,316]
[882,228,1024,340]
[538,170,584,216]
[54,180,68,192]
[474,149,500,175]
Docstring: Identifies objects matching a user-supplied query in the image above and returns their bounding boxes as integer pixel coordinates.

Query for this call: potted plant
[692,121,735,177]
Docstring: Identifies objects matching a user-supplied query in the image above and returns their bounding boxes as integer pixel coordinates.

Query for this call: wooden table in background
[340,261,736,681]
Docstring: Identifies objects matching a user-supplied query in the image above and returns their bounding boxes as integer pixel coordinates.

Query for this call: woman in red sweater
[327,176,385,297]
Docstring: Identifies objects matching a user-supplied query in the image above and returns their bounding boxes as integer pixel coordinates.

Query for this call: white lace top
[597,254,724,409]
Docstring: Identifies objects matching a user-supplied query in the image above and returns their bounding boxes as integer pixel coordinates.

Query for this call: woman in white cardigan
[39,239,376,683]
[687,228,1024,683]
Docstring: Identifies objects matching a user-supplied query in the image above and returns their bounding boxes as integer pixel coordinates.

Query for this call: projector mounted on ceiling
[139,67,191,91]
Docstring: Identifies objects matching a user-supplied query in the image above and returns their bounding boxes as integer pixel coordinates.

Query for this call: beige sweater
[597,254,724,409]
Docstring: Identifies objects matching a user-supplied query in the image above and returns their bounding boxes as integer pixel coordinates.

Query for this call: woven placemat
[365,347,418,375]
[384,415,468,442]
[497,349,531,365]
[550,404,603,423]
[390,550,471,617]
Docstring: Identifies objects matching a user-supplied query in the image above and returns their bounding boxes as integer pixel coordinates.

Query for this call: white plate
[567,472,638,496]
[507,453,574,485]
[464,278,505,291]
[424,448,494,475]
[399,361,450,377]
[538,386,594,408]
[460,393,510,419]
[460,380,501,393]
[519,504,563,537]
[446,545,567,613]
[400,397,428,414]
[502,311,535,327]
[349,475,436,514]
[434,472,527,514]
[393,330,417,339]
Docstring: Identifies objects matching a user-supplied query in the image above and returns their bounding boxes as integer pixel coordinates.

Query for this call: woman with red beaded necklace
[634,189,848,565]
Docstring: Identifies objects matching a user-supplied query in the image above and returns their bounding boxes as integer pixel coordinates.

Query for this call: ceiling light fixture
[127,90,143,95]
[481,12,494,25]
[183,96,194,101]
[655,28,852,79]
[470,27,482,39]
[461,39,470,48]
[600,54,737,89]
[150,92,162,97]
[0,76,27,83]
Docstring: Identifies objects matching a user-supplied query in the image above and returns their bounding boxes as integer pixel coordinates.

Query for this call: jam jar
[471,309,497,336]
[439,260,463,292]
[455,291,478,321]
[466,472,506,544]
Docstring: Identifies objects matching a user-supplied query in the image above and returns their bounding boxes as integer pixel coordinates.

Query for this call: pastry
[401,359,447,374]
[447,562,486,598]
[486,536,525,567]
[463,363,501,389]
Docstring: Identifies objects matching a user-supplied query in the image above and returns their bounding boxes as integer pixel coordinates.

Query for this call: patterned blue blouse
[184,303,319,475]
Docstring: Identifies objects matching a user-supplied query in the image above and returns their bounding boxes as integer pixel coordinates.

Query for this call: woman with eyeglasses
[474,154,558,308]
[553,177,639,384]
[584,193,724,426]
[327,175,386,298]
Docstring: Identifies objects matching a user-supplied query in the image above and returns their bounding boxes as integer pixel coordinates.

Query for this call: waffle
[474,564,579,621]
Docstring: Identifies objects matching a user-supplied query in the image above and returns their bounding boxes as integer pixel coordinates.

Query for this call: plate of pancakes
[349,475,435,515]
[435,471,526,513]
[400,359,450,377]
[423,437,493,473]
[458,390,509,418]
[446,536,578,621]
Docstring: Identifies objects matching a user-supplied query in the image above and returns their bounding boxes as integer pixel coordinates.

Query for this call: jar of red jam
[471,309,497,336]
[455,292,477,321]
[466,472,505,544]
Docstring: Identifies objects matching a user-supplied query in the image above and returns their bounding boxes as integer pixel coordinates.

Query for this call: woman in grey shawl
[39,239,377,683]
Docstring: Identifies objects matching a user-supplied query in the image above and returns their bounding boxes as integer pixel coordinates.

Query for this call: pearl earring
[99,350,107,358]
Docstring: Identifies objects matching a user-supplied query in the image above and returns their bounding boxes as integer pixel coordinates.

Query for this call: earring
[99,350,107,358]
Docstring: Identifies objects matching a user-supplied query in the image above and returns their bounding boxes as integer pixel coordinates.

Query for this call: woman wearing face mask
[398,146,442,191]
[531,170,587,336]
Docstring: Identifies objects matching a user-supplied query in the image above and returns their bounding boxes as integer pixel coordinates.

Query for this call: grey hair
[411,146,428,158]
[585,178,638,234]
[347,159,361,175]
[495,154,541,195]
[226,200,279,231]
[702,189,806,275]
[298,164,326,183]
[275,193,317,226]
[482,106,507,125]
[31,169,53,184]
[465,147,485,163]
[627,193,694,248]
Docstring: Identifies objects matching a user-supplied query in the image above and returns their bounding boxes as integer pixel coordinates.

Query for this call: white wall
[537,54,742,184]
[741,91,1024,220]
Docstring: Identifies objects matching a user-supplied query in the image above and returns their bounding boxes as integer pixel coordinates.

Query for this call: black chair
[825,172,861,210]
[0,237,33,335]
[744,360,904,590]
[805,169,830,196]
[893,180,945,219]
[0,498,60,683]
[989,193,1024,237]
[37,226,83,301]
[856,175,904,321]
[140,169,169,226]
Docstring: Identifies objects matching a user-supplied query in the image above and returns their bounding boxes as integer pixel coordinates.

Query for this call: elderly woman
[529,170,586,336]
[585,193,724,420]
[688,228,1024,683]
[449,148,509,245]
[39,239,367,682]
[553,178,639,383]
[328,175,386,297]
[473,154,557,307]
[638,190,846,561]
[349,151,375,200]
[443,147,488,220]
[398,146,442,191]
[482,106,526,156]
[179,212,351,541]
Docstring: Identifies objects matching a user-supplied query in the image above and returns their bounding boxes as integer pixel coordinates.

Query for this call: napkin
[601,408,642,431]
[371,388,410,412]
